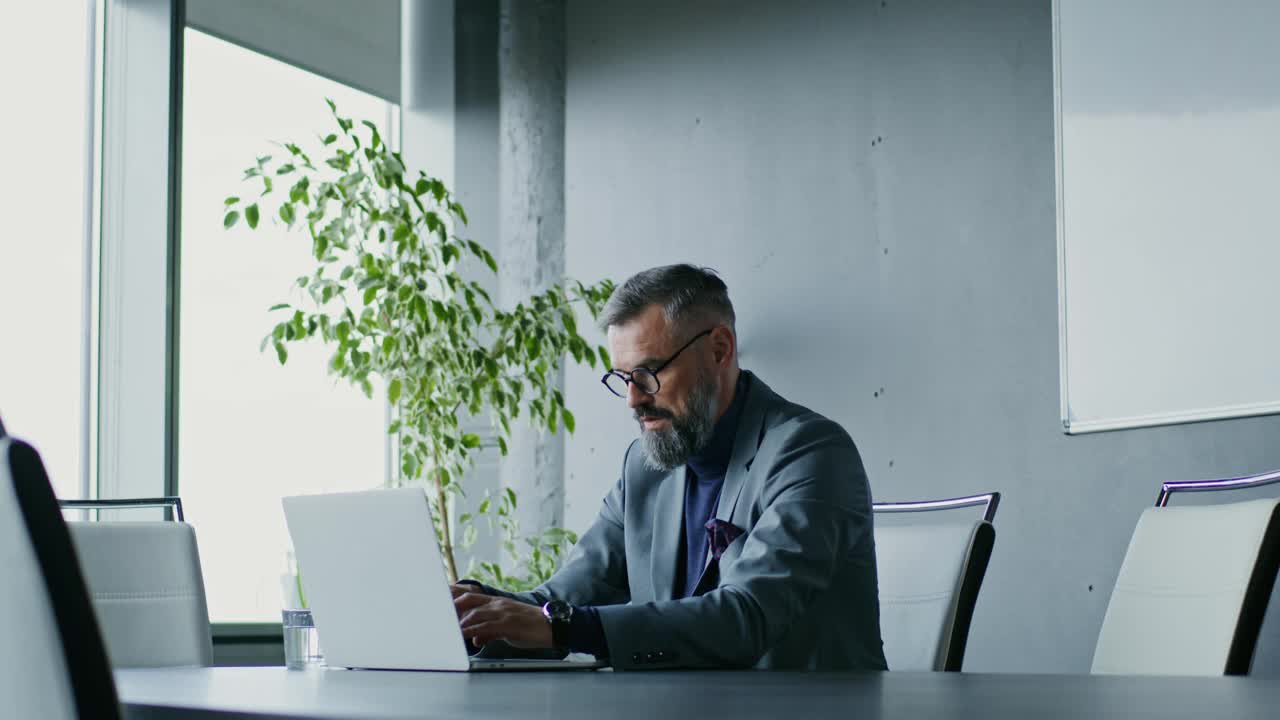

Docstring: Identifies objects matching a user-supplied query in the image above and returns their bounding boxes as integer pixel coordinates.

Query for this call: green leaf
[273,341,288,365]
[481,250,498,273]
[245,203,260,229]
[388,379,402,404]
[279,204,295,225]
[561,308,577,334]
[461,433,481,449]
[562,408,575,434]
[339,266,355,281]
[224,196,239,206]
[223,210,240,229]
[497,437,508,456]
[323,133,337,145]
[362,286,378,305]
[268,303,290,312]
[597,346,612,369]
[276,163,296,175]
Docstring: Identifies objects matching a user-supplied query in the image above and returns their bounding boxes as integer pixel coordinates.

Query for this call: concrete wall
[557,0,1280,673]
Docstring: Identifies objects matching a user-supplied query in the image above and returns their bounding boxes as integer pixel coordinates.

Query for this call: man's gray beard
[639,371,719,472]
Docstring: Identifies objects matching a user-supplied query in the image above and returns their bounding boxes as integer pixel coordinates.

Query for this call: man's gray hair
[599,264,736,337]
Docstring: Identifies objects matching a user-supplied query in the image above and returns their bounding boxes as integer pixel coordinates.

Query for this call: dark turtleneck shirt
[675,372,748,598]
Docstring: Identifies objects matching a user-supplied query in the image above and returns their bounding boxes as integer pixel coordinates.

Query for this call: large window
[0,1,96,500]
[179,29,393,622]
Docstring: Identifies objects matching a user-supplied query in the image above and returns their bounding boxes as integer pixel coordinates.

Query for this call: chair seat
[2,435,121,719]
[875,519,995,671]
[68,522,213,668]
[1093,498,1280,676]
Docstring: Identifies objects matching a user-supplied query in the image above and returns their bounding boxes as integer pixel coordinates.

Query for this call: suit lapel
[649,465,686,601]
[715,372,769,523]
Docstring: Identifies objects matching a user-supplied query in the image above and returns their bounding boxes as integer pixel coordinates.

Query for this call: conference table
[116,666,1280,719]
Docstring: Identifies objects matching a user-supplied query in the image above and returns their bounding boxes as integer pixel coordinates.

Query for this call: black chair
[1,418,121,719]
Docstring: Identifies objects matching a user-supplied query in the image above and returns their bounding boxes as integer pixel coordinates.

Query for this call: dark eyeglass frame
[601,328,715,398]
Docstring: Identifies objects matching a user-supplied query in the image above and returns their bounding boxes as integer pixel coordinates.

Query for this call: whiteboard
[1054,0,1280,434]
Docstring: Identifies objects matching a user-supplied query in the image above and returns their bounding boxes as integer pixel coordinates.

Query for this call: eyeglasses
[601,328,714,398]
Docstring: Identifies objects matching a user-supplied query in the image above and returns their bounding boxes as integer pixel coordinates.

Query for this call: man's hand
[453,591,553,649]
[449,583,479,600]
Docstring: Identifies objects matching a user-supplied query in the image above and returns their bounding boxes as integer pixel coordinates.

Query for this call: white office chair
[62,498,214,668]
[874,493,999,671]
[1092,471,1280,676]
[1,430,121,719]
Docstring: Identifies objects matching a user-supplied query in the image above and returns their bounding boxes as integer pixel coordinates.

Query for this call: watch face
[544,600,572,622]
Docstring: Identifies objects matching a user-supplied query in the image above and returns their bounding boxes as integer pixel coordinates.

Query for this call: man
[452,264,886,671]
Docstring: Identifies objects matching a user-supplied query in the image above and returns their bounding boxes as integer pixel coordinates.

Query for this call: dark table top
[117,666,1280,720]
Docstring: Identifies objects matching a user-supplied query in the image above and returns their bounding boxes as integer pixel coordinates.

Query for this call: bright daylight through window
[0,1,94,500]
[180,29,393,622]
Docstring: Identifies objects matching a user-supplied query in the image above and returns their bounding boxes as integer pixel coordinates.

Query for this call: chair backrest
[67,519,214,668]
[1092,497,1280,676]
[1,435,121,719]
[874,493,999,671]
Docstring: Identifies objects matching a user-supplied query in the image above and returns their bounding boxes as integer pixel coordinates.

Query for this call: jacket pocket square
[704,518,745,560]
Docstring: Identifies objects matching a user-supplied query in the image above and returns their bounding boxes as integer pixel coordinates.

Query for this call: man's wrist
[541,599,573,651]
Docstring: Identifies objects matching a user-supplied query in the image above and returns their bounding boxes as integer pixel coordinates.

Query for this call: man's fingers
[453,592,492,615]
[461,620,503,647]
[459,605,496,630]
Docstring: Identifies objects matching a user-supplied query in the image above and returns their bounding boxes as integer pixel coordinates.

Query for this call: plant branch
[436,469,459,584]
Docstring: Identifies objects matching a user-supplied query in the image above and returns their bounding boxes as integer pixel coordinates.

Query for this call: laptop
[282,486,605,671]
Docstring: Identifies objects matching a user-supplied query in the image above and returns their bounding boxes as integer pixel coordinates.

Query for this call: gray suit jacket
[497,371,886,671]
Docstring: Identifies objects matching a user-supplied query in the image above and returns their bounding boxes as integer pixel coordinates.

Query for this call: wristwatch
[542,599,573,652]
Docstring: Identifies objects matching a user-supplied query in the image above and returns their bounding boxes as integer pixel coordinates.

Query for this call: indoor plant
[224,100,614,590]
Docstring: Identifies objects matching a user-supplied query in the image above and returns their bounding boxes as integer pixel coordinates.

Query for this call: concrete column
[498,0,567,538]
[401,0,504,572]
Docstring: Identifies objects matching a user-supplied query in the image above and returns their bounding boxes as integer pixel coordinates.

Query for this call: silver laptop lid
[282,487,470,671]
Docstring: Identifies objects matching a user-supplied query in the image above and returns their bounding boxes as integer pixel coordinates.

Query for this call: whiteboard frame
[1053,0,1070,433]
[1052,0,1280,435]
